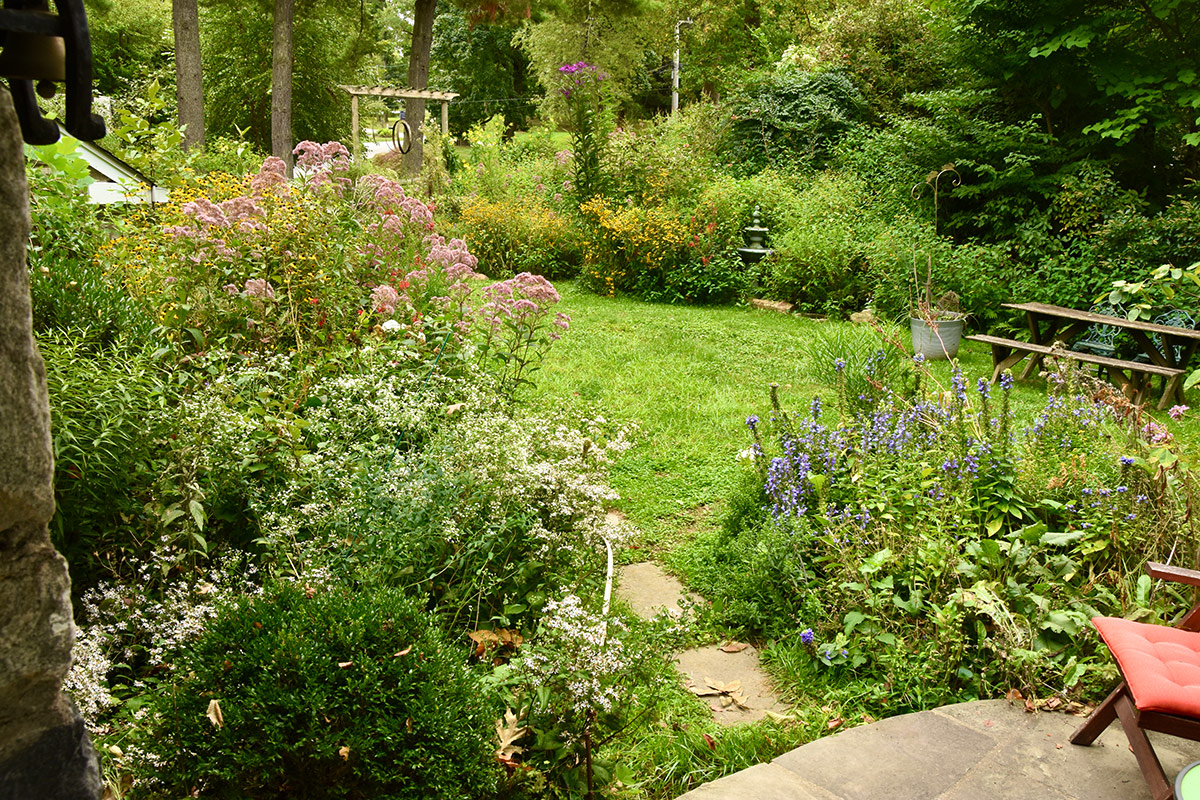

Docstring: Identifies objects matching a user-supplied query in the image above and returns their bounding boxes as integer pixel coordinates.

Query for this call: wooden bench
[967,334,1184,409]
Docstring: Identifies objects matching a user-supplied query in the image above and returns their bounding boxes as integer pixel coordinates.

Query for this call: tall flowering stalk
[558,61,612,201]
[475,272,571,397]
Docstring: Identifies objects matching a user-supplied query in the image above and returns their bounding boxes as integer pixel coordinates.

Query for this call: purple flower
[1120,455,1135,466]
[746,415,759,430]
[1169,404,1190,420]
[834,358,846,373]
[801,628,814,645]
[977,378,990,399]
[999,371,1014,391]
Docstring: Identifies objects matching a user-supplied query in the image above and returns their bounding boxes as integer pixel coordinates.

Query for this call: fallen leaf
[495,708,527,763]
[338,745,350,761]
[827,717,844,731]
[1024,699,1036,714]
[861,714,875,725]
[1006,688,1024,703]
[1046,697,1062,710]
[338,661,354,669]
[446,403,465,416]
[1056,744,1063,750]
[205,699,224,729]
[720,641,749,653]
[107,744,123,757]
[702,733,716,751]
[394,645,412,657]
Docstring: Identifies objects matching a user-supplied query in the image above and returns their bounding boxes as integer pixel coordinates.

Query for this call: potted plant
[910,256,967,360]
[908,164,966,360]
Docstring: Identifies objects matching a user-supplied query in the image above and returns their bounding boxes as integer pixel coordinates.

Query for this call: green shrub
[458,196,580,279]
[692,358,1192,706]
[133,580,498,799]
[764,171,879,315]
[41,332,171,588]
[25,139,152,344]
[721,68,868,175]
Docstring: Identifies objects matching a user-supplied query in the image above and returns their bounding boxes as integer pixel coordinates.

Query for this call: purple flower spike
[801,628,814,645]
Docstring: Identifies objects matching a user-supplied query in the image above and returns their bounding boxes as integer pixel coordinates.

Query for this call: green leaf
[188,499,206,531]
[1040,529,1086,547]
[843,610,867,634]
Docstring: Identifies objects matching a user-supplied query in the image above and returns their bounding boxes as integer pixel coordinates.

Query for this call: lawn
[530,281,1100,551]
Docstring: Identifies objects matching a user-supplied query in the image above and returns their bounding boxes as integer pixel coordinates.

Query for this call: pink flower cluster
[243,278,275,299]
[251,157,287,196]
[358,175,437,268]
[371,285,401,315]
[293,140,351,195]
[555,149,572,166]
[425,234,480,281]
[478,272,570,339]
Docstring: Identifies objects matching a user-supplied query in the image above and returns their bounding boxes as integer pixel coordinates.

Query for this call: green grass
[528,282,1088,550]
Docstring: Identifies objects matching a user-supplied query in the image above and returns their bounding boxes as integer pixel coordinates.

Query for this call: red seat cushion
[1093,616,1200,717]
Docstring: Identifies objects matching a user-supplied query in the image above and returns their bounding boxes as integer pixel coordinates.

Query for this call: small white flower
[381,319,402,332]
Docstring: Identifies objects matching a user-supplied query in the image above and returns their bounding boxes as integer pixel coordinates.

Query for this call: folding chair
[1071,562,1200,800]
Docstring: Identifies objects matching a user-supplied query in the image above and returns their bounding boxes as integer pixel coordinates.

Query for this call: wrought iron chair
[1071,303,1125,359]
[1154,308,1197,365]
[1072,562,1200,800]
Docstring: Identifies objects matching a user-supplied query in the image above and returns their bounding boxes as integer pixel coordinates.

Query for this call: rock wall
[0,88,100,799]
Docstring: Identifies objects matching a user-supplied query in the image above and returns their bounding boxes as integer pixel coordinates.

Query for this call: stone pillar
[0,88,100,799]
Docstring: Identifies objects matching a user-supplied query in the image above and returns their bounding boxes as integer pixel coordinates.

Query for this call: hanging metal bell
[0,29,67,83]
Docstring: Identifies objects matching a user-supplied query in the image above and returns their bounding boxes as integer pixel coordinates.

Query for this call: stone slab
[683,699,1200,800]
[772,708,995,800]
[676,763,836,799]
[675,645,789,726]
[616,562,702,621]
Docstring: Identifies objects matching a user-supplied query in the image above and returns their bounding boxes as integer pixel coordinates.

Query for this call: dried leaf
[469,630,500,644]
[394,645,412,657]
[205,699,224,729]
[337,661,354,669]
[827,716,844,731]
[1046,697,1062,710]
[705,677,743,694]
[495,708,527,762]
[702,733,716,751]
[1005,688,1024,703]
[720,641,749,653]
[338,745,350,761]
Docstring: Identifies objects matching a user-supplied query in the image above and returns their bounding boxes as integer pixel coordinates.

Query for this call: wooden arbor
[338,85,459,161]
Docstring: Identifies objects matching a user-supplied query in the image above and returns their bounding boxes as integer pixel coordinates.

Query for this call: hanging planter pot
[910,316,965,360]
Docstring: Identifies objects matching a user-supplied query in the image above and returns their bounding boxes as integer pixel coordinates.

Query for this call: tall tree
[173,0,205,150]
[271,0,295,173]
[404,0,437,177]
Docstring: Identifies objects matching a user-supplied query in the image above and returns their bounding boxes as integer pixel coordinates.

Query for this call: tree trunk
[172,0,204,151]
[404,0,437,178]
[271,0,295,175]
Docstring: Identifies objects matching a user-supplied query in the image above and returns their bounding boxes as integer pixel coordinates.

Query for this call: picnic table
[967,302,1200,410]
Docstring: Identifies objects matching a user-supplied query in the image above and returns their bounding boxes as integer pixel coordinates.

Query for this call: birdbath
[737,205,773,265]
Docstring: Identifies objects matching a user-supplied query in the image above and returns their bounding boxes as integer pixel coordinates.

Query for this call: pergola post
[338,85,458,161]
[350,94,360,162]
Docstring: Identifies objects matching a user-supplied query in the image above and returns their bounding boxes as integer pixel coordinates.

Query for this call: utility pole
[672,18,693,115]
